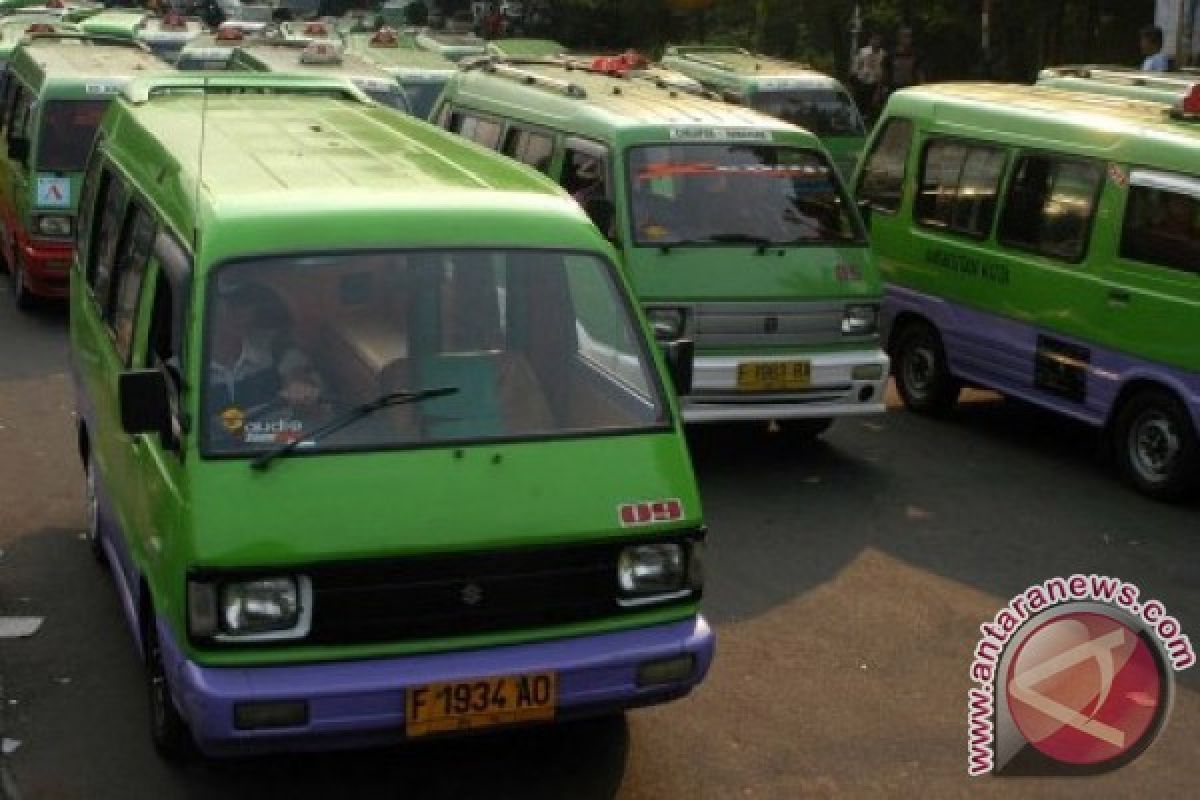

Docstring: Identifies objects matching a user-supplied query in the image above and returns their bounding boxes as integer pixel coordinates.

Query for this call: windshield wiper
[703,233,776,253]
[250,387,459,472]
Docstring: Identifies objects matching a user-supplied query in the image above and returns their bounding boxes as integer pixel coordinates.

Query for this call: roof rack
[122,73,373,105]
[466,58,587,99]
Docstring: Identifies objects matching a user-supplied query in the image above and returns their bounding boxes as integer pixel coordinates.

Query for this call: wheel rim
[902,342,936,400]
[1128,410,1181,485]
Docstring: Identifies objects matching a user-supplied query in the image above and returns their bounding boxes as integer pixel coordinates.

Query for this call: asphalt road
[1,278,1198,799]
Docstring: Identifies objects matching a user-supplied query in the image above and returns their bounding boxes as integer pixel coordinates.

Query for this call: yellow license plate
[406,672,557,738]
[736,360,812,391]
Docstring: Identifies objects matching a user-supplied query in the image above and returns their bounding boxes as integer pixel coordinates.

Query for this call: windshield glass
[751,89,864,136]
[143,40,187,64]
[363,85,410,112]
[400,80,446,118]
[38,99,108,172]
[203,249,667,456]
[628,144,862,247]
[175,54,229,71]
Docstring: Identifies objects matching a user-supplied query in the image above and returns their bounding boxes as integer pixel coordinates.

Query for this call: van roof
[106,80,590,256]
[14,36,165,86]
[344,32,456,72]
[77,9,147,37]
[450,60,813,139]
[663,45,836,85]
[234,41,399,84]
[891,83,1200,171]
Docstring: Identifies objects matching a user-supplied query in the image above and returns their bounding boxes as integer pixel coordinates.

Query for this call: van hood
[186,432,700,569]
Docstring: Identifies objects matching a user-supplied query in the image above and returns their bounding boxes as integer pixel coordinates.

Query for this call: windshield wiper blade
[250,387,459,472]
[703,233,776,253]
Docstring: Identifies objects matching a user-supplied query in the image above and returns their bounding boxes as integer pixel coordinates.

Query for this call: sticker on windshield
[243,418,305,445]
[85,82,121,95]
[220,407,246,435]
[1107,163,1129,188]
[35,175,70,208]
[668,127,773,143]
[757,78,822,91]
[619,499,684,527]
[637,163,830,181]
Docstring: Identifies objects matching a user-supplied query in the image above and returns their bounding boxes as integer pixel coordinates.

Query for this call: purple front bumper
[159,615,714,757]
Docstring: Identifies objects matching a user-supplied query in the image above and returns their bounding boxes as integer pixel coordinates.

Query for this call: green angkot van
[856,83,1200,500]
[486,38,566,59]
[415,29,485,62]
[228,39,412,114]
[1037,65,1198,106]
[73,71,711,757]
[135,12,204,65]
[0,16,76,66]
[0,34,166,307]
[661,45,867,179]
[435,60,888,432]
[344,27,455,119]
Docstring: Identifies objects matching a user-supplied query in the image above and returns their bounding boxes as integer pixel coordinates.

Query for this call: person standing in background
[852,32,886,123]
[884,27,925,100]
[1140,25,1170,71]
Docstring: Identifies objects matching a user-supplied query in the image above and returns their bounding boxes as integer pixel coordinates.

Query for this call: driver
[207,280,327,444]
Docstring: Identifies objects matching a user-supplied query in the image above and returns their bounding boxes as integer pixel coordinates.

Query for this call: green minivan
[435,60,888,431]
[856,83,1200,499]
[73,72,711,757]
[1036,65,1197,106]
[0,33,166,307]
[344,27,455,118]
[661,45,867,180]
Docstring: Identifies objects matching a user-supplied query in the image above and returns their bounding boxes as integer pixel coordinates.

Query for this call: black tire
[779,418,834,442]
[892,322,959,415]
[1112,387,1200,503]
[84,455,105,563]
[13,262,36,311]
[144,615,192,760]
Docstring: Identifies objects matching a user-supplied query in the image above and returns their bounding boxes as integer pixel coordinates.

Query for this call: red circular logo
[1006,612,1163,766]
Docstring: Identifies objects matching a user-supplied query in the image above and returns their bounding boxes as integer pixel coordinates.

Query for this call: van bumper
[681,348,890,423]
[159,615,714,757]
[19,239,72,298]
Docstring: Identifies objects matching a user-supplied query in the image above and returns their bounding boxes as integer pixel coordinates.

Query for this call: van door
[559,138,613,238]
[990,152,1108,418]
[1,81,33,266]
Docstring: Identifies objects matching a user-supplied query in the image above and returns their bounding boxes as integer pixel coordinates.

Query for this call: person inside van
[207,281,329,445]
[1140,25,1170,72]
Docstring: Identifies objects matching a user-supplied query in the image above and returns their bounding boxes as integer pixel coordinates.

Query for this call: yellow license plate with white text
[736,360,811,391]
[405,672,557,738]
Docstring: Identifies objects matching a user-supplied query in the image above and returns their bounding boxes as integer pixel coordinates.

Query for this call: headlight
[618,543,685,597]
[34,215,72,237]
[842,304,878,336]
[188,576,312,641]
[646,308,686,341]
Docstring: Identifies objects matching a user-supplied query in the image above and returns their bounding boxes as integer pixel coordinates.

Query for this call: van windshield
[361,84,411,113]
[38,99,108,172]
[750,89,864,136]
[628,144,862,247]
[202,249,668,456]
[400,81,447,119]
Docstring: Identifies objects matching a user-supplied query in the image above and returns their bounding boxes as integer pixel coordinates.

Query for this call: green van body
[228,41,413,114]
[1036,65,1197,106]
[856,83,1200,499]
[77,9,148,41]
[660,45,867,180]
[72,73,711,757]
[0,15,77,64]
[344,31,455,119]
[0,35,166,306]
[135,15,204,65]
[486,38,567,59]
[415,29,486,62]
[434,60,888,425]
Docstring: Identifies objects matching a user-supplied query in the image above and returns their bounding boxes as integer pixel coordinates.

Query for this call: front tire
[1113,388,1200,502]
[12,261,35,311]
[892,322,959,415]
[84,455,104,563]
[145,616,191,760]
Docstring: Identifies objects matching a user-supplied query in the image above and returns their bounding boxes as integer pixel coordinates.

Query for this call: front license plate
[406,672,557,738]
[736,360,811,391]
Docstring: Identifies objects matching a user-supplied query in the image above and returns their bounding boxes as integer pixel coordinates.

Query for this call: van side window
[1119,185,1200,275]
[141,259,186,446]
[7,86,32,152]
[915,139,1006,239]
[857,118,912,213]
[109,205,157,364]
[998,156,1103,263]
[502,128,554,174]
[88,171,128,310]
[562,148,608,204]
[0,71,14,132]
[458,114,503,149]
[75,151,105,260]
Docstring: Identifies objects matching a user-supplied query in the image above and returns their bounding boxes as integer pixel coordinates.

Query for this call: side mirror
[119,369,171,438]
[663,338,694,397]
[582,195,616,238]
[8,137,29,163]
[856,199,873,229]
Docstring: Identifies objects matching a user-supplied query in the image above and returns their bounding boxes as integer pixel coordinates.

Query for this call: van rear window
[751,89,864,136]
[38,99,109,172]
